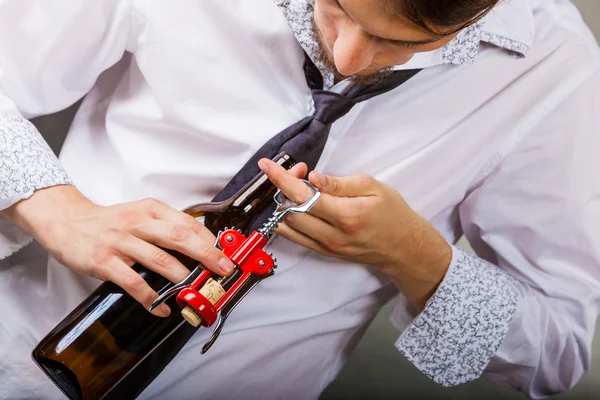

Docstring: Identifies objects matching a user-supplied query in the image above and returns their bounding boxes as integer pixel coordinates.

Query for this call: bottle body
[32,154,295,399]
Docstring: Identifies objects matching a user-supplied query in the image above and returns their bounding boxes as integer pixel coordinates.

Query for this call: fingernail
[218,257,235,275]
[160,303,171,317]
[313,171,326,187]
[258,159,270,173]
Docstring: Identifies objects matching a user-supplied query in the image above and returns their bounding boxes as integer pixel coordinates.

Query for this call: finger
[140,198,211,240]
[309,170,380,198]
[134,219,235,276]
[258,158,345,224]
[283,212,337,244]
[288,162,308,179]
[275,223,333,258]
[258,158,315,205]
[117,236,191,283]
[97,257,171,317]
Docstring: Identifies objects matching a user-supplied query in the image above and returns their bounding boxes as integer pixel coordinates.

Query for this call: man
[0,0,598,398]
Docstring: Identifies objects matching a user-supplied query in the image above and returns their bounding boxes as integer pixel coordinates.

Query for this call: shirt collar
[274,0,535,87]
[438,0,535,64]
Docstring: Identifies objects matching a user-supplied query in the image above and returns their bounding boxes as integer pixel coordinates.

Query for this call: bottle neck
[231,152,296,213]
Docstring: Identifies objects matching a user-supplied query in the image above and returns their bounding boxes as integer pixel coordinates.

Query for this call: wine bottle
[32,153,296,400]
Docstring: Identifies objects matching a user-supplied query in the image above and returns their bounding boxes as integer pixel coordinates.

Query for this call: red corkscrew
[150,180,320,353]
[176,229,273,327]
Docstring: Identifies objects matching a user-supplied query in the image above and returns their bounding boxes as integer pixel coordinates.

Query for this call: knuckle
[340,215,361,234]
[200,245,219,261]
[170,225,192,242]
[323,235,342,252]
[184,215,202,233]
[88,264,107,281]
[329,178,343,195]
[198,247,226,269]
[120,255,136,267]
[338,204,362,232]
[104,228,127,244]
[321,234,356,257]
[139,198,163,213]
[139,197,156,208]
[118,210,143,226]
[123,273,146,293]
[89,245,113,269]
[153,250,175,269]
[285,213,300,228]
[328,236,353,257]
[357,174,376,188]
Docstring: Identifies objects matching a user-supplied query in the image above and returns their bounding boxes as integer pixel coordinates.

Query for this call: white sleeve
[392,59,600,397]
[0,0,137,258]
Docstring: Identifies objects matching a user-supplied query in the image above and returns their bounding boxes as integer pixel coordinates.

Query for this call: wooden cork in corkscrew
[181,305,204,327]
[181,278,226,327]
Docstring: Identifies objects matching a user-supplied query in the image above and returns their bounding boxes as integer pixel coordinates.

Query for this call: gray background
[31,1,600,399]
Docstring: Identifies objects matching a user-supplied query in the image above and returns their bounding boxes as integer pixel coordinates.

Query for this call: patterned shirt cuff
[0,113,72,202]
[395,245,519,387]
[0,113,73,259]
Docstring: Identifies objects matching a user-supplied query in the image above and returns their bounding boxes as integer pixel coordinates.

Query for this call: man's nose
[332,23,377,76]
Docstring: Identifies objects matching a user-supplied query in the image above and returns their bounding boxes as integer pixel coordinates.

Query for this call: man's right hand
[0,185,235,317]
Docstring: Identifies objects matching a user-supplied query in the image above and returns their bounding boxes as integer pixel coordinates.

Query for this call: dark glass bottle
[32,153,296,400]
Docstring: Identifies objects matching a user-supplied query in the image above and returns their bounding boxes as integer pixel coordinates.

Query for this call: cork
[199,278,226,304]
[180,278,226,327]
[181,305,203,327]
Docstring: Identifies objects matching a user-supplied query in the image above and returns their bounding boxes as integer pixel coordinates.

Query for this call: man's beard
[311,18,394,85]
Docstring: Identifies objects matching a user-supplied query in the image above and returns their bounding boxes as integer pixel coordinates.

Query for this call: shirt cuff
[394,245,519,387]
[0,113,73,259]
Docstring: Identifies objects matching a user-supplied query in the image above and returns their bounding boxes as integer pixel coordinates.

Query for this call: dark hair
[383,0,500,36]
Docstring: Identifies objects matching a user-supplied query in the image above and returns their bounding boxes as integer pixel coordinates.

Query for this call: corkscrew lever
[201,273,270,353]
[150,268,201,311]
[150,235,224,312]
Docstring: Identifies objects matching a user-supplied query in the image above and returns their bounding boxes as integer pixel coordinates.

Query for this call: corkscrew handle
[150,266,202,312]
[258,179,321,239]
[201,272,269,354]
[149,233,223,312]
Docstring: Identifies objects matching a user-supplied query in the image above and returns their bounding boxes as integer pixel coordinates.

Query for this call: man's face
[313,0,459,82]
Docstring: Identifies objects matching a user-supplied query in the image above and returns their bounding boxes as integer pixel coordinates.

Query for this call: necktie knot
[310,89,357,124]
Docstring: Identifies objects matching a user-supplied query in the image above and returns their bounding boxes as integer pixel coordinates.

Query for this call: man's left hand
[258,158,453,310]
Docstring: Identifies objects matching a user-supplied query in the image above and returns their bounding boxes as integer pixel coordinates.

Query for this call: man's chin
[319,52,393,84]
[320,47,394,84]
[345,68,395,84]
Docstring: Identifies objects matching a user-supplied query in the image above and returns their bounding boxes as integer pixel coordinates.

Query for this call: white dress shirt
[0,0,599,399]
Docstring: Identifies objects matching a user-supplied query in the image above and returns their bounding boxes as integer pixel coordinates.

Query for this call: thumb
[308,170,378,197]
